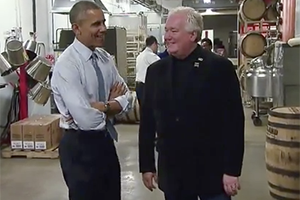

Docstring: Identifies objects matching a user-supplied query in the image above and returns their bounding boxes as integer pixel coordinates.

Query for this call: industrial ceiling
[52,0,109,14]
[182,0,239,11]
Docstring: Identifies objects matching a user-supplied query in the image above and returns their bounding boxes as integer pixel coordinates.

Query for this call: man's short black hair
[69,1,101,24]
[145,36,158,47]
[201,38,213,46]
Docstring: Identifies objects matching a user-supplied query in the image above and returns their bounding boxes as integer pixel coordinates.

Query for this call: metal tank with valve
[245,55,279,126]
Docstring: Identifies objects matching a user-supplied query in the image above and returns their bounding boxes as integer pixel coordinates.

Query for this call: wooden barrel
[266,107,300,200]
[264,4,280,21]
[115,91,140,124]
[240,0,266,21]
[240,32,267,58]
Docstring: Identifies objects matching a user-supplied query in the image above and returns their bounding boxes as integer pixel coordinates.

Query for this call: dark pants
[59,129,120,200]
[135,81,144,106]
[164,193,231,200]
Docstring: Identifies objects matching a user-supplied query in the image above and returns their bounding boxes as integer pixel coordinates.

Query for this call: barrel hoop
[266,163,300,178]
[269,107,300,119]
[270,191,300,200]
[268,182,300,194]
[266,135,300,148]
[268,121,300,130]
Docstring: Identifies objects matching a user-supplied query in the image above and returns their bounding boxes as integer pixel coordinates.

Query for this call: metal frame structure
[237,0,283,126]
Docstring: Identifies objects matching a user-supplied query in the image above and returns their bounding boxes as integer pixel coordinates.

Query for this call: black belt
[64,129,109,137]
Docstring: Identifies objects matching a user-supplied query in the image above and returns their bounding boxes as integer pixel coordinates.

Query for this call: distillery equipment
[25,55,52,82]
[272,41,300,107]
[246,56,273,98]
[245,56,276,126]
[238,0,283,127]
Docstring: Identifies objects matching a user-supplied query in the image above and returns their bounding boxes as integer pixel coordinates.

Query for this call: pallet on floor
[1,145,59,159]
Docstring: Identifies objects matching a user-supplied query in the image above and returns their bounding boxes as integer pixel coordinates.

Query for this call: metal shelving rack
[109,13,147,90]
[126,32,146,90]
[237,0,282,106]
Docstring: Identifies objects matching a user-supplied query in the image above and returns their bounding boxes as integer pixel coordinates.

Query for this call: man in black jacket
[138,6,245,200]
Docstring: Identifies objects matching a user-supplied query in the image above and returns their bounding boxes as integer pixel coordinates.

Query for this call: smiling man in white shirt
[135,36,160,105]
[50,1,131,200]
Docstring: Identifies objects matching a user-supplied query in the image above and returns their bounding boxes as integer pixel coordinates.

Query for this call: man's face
[164,13,197,56]
[201,41,212,51]
[73,9,107,48]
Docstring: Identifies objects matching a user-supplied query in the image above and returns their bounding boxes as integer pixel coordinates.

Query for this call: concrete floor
[0,108,272,200]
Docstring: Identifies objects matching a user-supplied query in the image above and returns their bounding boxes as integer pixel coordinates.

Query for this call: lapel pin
[198,58,203,61]
[194,62,200,68]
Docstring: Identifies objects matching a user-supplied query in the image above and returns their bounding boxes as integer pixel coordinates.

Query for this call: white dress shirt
[135,47,160,83]
[51,38,131,130]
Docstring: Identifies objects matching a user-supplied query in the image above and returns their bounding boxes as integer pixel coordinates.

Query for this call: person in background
[158,43,169,58]
[135,35,160,106]
[213,39,227,57]
[138,6,245,200]
[200,37,213,51]
[51,1,131,200]
[215,43,227,57]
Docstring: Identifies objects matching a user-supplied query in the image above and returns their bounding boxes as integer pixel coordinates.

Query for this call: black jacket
[138,46,245,195]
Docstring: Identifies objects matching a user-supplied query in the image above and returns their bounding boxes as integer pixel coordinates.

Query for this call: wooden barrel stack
[265,107,300,200]
[238,0,281,62]
[115,91,140,124]
[238,0,279,59]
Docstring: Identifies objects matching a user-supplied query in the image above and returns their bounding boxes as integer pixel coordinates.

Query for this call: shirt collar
[72,38,93,62]
[145,47,154,53]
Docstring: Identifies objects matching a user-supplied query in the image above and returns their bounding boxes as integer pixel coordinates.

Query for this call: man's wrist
[104,102,111,113]
[90,102,106,112]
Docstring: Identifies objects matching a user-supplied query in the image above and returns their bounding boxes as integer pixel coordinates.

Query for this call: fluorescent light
[205,8,212,13]
[203,0,211,3]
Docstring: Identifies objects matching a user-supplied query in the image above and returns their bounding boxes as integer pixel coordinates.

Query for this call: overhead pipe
[132,0,168,14]
[32,0,37,33]
[281,0,296,42]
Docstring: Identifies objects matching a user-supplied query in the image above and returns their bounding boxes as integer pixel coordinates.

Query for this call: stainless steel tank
[271,67,283,99]
[245,56,273,98]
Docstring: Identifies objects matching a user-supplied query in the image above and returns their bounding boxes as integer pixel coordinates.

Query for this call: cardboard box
[34,115,61,150]
[22,120,35,150]
[10,120,25,149]
[10,114,62,150]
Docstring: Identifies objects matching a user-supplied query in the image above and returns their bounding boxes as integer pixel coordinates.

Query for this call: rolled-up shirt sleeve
[51,61,106,130]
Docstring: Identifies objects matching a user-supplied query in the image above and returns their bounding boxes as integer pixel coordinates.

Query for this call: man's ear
[191,31,198,42]
[72,23,81,36]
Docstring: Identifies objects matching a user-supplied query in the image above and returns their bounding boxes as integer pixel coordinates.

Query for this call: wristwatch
[104,102,111,113]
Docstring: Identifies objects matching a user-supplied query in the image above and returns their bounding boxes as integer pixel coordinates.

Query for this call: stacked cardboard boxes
[10,114,62,150]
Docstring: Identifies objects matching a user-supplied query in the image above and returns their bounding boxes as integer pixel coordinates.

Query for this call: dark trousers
[164,192,231,200]
[59,129,120,200]
[135,81,144,106]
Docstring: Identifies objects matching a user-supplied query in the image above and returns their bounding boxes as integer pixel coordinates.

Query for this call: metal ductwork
[132,0,168,14]
[182,0,238,11]
[51,0,108,14]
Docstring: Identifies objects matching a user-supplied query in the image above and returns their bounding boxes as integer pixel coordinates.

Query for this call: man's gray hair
[168,6,204,42]
[69,1,101,24]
